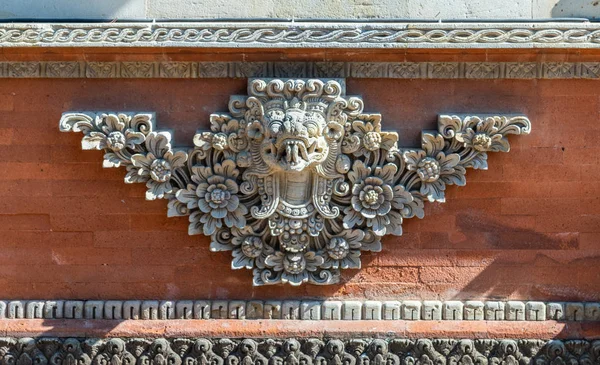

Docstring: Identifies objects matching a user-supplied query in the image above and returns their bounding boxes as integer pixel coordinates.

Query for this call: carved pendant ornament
[59,78,531,286]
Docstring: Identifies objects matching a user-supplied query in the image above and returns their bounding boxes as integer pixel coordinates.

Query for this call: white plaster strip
[1,300,598,321]
[0,22,600,49]
[1,61,599,79]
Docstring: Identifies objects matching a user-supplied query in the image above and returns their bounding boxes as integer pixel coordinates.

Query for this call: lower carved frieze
[0,337,598,365]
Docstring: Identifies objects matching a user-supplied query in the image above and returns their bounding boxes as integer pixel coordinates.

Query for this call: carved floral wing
[59,79,530,286]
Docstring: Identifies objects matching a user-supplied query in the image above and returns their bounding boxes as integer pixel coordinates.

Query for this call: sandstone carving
[0,338,598,365]
[59,78,531,286]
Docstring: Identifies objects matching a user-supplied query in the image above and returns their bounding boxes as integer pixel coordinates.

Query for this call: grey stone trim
[3,61,600,79]
[2,22,600,49]
[0,300,598,321]
[0,337,598,365]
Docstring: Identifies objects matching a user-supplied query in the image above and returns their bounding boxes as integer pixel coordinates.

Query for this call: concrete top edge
[1,21,600,48]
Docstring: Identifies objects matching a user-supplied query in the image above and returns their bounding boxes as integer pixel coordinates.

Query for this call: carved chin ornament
[59,78,531,286]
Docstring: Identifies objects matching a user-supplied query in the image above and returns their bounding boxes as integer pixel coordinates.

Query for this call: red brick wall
[0,63,598,300]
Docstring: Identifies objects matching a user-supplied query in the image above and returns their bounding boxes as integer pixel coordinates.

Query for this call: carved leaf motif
[59,79,530,286]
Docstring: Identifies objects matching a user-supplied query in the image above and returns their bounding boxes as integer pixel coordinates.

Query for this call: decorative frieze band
[2,61,600,79]
[2,22,600,49]
[0,337,598,365]
[2,299,598,321]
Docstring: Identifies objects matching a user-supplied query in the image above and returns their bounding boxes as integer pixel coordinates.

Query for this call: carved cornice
[2,299,598,321]
[59,78,531,286]
[0,337,598,365]
[2,61,600,79]
[2,22,600,48]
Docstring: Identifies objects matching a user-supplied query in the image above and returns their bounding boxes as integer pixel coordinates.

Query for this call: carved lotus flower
[264,251,324,286]
[322,230,364,270]
[84,114,147,168]
[342,116,398,157]
[127,132,188,200]
[193,115,247,161]
[176,160,247,235]
[404,133,466,202]
[227,227,273,270]
[343,161,415,236]
[455,117,511,153]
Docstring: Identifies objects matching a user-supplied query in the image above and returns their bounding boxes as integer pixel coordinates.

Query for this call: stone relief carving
[3,23,600,48]
[0,338,598,365]
[59,78,531,286]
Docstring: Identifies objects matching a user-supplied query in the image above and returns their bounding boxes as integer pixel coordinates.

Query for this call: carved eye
[306,121,319,137]
[270,121,283,135]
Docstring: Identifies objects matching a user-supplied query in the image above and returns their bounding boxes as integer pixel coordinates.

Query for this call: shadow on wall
[0,0,144,19]
[451,212,597,301]
[551,0,600,19]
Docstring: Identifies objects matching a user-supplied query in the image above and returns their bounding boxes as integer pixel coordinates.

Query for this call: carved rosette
[59,78,531,286]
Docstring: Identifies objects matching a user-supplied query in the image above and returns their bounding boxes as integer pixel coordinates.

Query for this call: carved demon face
[260,108,332,172]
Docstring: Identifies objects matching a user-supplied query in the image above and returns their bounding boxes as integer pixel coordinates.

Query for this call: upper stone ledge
[1,21,600,49]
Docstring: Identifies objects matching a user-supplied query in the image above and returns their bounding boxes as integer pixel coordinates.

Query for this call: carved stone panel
[59,78,531,286]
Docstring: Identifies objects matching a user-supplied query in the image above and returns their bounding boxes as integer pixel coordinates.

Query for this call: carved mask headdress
[59,78,530,286]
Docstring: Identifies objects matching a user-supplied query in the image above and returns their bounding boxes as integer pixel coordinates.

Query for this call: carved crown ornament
[59,78,531,286]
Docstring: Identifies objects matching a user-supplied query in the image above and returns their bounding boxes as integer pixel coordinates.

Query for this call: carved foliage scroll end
[59,78,531,286]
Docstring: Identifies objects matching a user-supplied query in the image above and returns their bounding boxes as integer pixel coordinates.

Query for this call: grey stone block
[26,301,44,319]
[282,301,301,320]
[44,300,64,319]
[0,301,6,319]
[584,303,600,321]
[464,301,484,320]
[506,301,525,321]
[228,301,246,319]
[565,302,585,321]
[547,302,565,320]
[484,301,505,320]
[525,302,546,321]
[322,301,343,320]
[402,301,421,320]
[382,301,401,320]
[175,300,193,319]
[301,301,321,320]
[194,301,211,319]
[141,301,160,320]
[443,301,463,320]
[211,301,228,319]
[159,301,175,319]
[264,301,282,319]
[123,300,141,320]
[363,301,382,320]
[343,301,363,320]
[104,300,123,320]
[84,301,104,319]
[246,301,264,320]
[422,301,442,320]
[64,301,83,319]
[8,301,25,319]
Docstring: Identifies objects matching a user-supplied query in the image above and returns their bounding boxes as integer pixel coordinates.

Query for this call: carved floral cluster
[59,79,530,286]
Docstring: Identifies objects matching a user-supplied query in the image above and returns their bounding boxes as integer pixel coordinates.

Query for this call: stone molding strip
[2,22,600,49]
[2,61,600,79]
[2,300,598,321]
[0,337,598,365]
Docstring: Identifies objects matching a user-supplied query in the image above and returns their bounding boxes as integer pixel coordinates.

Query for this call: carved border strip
[2,22,600,48]
[1,61,600,79]
[0,337,598,365]
[4,299,598,321]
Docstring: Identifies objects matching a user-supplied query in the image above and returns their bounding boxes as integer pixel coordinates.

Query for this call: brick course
[0,50,598,301]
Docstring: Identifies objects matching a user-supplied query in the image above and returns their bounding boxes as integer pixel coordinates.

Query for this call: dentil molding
[59,78,531,286]
[2,299,597,321]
